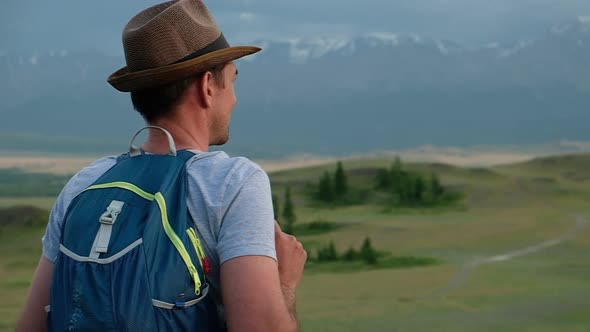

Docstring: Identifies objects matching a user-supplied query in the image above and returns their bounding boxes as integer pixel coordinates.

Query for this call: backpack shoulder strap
[177,150,196,162]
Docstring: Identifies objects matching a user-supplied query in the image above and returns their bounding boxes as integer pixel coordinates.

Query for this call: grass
[0,197,56,210]
[0,224,44,330]
[274,154,590,331]
[291,220,344,236]
[304,255,439,274]
[2,153,590,331]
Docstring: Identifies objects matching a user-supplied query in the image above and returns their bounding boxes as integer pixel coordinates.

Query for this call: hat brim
[108,46,261,92]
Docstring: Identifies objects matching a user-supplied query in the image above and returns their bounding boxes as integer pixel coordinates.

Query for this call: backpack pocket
[152,283,220,330]
[49,239,158,331]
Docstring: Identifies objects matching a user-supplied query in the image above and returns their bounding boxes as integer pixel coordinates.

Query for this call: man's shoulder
[187,151,265,177]
[75,155,118,180]
[63,156,118,195]
[185,151,268,190]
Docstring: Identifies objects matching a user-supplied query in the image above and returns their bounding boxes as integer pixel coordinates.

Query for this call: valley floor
[1,153,590,331]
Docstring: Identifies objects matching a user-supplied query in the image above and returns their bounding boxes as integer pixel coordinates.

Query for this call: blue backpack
[48,127,221,331]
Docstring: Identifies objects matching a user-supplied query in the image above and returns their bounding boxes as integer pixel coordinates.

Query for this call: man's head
[107,0,259,144]
[129,64,222,122]
[131,60,238,145]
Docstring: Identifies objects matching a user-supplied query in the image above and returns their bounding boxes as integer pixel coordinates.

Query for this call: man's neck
[142,105,210,154]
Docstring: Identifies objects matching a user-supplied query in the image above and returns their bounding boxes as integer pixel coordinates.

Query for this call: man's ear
[197,71,215,108]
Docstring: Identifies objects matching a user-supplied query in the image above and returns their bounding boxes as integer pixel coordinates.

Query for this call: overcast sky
[2,0,590,55]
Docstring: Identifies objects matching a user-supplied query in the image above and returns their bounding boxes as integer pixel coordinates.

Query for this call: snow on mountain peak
[284,36,351,63]
[551,16,590,35]
[284,33,433,62]
[485,42,500,49]
[499,40,533,58]
[551,23,571,35]
[409,33,423,44]
[364,32,400,46]
[253,32,469,63]
[42,49,70,58]
[305,36,350,57]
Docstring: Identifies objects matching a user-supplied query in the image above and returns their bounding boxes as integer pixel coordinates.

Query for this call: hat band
[173,33,230,64]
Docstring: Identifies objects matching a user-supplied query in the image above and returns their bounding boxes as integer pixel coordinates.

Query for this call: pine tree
[392,156,402,173]
[360,237,378,265]
[333,161,348,198]
[396,173,411,205]
[318,171,334,203]
[317,241,338,262]
[414,175,425,204]
[327,241,338,261]
[375,168,391,189]
[343,246,357,261]
[282,187,296,234]
[430,173,444,198]
[390,157,403,198]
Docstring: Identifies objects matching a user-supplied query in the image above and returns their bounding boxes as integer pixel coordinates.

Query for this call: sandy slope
[1,143,587,175]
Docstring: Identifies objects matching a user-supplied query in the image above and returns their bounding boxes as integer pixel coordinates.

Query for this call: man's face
[210,62,238,146]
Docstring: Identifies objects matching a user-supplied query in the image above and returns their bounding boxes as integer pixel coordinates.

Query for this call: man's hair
[131,63,227,123]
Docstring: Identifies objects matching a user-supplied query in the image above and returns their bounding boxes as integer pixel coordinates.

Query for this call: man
[17,0,307,331]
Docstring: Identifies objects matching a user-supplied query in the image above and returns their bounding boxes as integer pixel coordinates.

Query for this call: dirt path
[430,214,590,297]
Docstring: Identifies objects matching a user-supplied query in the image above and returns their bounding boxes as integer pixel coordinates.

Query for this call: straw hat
[108,0,261,92]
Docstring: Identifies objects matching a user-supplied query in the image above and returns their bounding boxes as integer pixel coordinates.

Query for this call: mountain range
[1,17,590,157]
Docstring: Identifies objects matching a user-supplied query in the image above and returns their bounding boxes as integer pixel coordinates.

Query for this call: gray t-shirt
[42,150,277,292]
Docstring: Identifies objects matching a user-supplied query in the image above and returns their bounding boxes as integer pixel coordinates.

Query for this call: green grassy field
[1,154,590,331]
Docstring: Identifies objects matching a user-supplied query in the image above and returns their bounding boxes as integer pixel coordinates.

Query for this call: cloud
[5,0,590,54]
[210,0,590,45]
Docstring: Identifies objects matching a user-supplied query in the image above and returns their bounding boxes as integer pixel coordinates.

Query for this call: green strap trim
[85,182,155,201]
[155,193,202,295]
[83,181,202,296]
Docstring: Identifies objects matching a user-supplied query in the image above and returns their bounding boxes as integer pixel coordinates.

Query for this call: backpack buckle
[100,201,124,225]
[89,200,125,258]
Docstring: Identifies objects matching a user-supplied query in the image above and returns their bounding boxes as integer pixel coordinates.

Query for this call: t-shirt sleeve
[42,190,69,262]
[216,168,276,265]
[41,172,86,262]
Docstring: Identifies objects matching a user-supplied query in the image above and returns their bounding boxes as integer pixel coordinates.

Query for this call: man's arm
[17,256,54,332]
[221,223,306,332]
[221,256,297,332]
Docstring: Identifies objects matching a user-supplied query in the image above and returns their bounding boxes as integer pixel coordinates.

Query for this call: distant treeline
[375,157,461,207]
[310,158,461,208]
[0,169,69,197]
[0,205,48,226]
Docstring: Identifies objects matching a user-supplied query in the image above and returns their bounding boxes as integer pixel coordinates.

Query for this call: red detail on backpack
[202,257,212,275]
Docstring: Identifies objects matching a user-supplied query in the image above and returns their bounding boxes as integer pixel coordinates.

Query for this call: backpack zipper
[83,182,203,296]
[187,228,207,262]
[187,228,211,275]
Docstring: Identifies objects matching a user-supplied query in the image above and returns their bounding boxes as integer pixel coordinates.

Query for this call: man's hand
[274,222,307,290]
[274,221,306,330]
